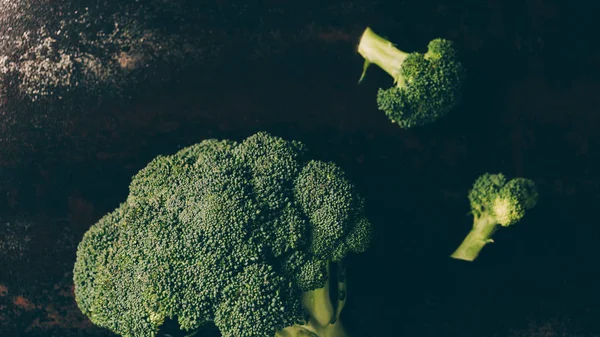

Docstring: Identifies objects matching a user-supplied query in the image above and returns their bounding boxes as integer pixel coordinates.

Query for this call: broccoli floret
[357,27,466,128]
[73,132,373,337]
[450,173,539,262]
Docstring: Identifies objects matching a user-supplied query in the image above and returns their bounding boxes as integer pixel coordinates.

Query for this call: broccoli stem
[300,288,348,337]
[333,261,347,323]
[450,216,499,262]
[357,27,408,85]
[302,285,335,327]
[276,325,318,337]
[277,263,349,337]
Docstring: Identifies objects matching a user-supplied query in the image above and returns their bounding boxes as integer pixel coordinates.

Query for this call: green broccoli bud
[468,173,507,217]
[281,252,328,293]
[450,173,539,262]
[294,160,367,261]
[214,264,303,337]
[357,27,466,128]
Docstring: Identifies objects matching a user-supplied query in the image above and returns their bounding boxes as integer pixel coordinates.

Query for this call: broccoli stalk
[357,27,465,128]
[450,215,499,262]
[334,260,348,324]
[357,27,408,86]
[450,173,539,262]
[279,263,348,337]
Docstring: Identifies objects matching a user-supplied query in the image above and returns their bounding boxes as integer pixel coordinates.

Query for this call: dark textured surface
[0,0,598,336]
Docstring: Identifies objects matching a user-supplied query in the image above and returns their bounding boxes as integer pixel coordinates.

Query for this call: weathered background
[0,0,598,336]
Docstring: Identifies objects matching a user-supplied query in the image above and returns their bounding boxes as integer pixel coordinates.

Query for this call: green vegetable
[450,173,539,262]
[357,27,466,128]
[73,132,372,337]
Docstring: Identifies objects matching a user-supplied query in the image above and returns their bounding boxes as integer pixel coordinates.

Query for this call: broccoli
[357,27,466,128]
[73,132,373,337]
[450,173,539,262]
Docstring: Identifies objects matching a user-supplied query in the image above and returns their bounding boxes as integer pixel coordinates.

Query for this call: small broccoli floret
[294,160,366,261]
[357,27,466,128]
[73,132,373,337]
[450,173,539,262]
[214,264,303,337]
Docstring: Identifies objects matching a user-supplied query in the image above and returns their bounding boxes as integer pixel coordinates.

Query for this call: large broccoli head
[358,27,466,128]
[73,132,372,337]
